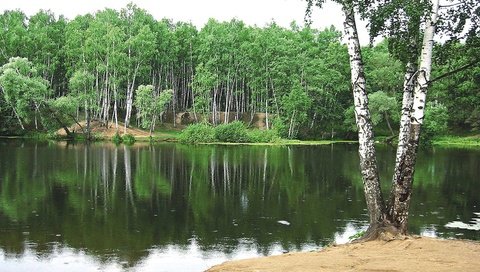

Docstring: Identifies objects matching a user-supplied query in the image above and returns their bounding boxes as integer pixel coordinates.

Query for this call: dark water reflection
[0,141,479,271]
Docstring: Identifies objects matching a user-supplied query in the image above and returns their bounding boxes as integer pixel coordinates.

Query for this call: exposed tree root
[353,224,408,243]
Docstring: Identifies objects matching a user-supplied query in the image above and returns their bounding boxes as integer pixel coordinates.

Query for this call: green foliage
[466,108,480,132]
[191,63,215,115]
[0,57,50,128]
[50,96,78,113]
[247,129,280,143]
[0,5,477,139]
[433,135,480,147]
[421,102,449,145]
[179,121,280,144]
[363,41,403,94]
[214,121,251,143]
[343,91,399,136]
[112,132,123,144]
[343,107,357,133]
[122,134,136,145]
[430,42,480,131]
[348,230,366,241]
[178,123,216,144]
[157,89,174,114]
[271,118,289,138]
[281,82,313,138]
[135,85,156,129]
[368,91,398,125]
[0,94,20,134]
[69,70,95,103]
[135,85,173,131]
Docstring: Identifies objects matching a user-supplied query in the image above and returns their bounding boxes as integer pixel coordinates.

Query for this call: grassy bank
[2,125,479,148]
[432,135,480,147]
[200,139,356,146]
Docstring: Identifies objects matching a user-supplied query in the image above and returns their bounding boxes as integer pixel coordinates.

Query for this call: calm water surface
[0,140,479,271]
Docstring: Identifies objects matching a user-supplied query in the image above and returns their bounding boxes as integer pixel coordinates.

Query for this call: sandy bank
[207,237,480,272]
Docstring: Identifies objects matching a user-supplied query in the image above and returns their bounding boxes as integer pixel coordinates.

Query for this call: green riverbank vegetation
[0,4,478,145]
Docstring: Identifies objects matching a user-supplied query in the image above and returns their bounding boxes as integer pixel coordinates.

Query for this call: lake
[0,140,479,271]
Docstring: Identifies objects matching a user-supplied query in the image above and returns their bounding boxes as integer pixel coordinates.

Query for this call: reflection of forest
[0,141,479,266]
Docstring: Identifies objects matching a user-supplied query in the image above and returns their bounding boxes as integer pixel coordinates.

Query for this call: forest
[0,3,478,140]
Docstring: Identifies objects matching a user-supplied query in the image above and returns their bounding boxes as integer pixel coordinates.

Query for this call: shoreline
[0,134,479,147]
[207,236,480,272]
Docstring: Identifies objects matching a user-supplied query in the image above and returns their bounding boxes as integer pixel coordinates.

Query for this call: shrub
[122,134,136,145]
[272,117,289,138]
[178,123,216,144]
[112,132,122,144]
[214,121,250,143]
[247,129,280,143]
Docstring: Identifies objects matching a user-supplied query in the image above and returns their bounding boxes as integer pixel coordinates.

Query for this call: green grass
[432,135,480,147]
[199,139,353,146]
[12,125,479,149]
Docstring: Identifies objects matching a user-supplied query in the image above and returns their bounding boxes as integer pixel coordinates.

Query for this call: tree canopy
[0,4,478,138]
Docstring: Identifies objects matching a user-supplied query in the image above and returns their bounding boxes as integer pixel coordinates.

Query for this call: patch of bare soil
[56,120,150,138]
[162,111,272,129]
[207,237,480,272]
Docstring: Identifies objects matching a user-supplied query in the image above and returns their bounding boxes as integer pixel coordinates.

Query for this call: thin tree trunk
[103,58,110,128]
[384,112,395,136]
[265,72,269,129]
[34,105,38,130]
[288,110,296,138]
[12,107,25,130]
[310,112,317,129]
[125,63,140,133]
[342,2,385,227]
[86,100,91,140]
[224,72,230,124]
[113,86,119,132]
[213,84,218,125]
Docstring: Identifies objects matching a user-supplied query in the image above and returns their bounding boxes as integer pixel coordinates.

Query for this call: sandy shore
[207,237,480,272]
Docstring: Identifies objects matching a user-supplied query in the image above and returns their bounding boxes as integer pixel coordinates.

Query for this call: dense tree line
[0,4,478,138]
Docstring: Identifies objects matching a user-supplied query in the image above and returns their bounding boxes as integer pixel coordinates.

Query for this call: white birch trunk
[411,0,439,126]
[124,63,140,133]
[389,0,439,233]
[388,62,416,231]
[342,3,385,226]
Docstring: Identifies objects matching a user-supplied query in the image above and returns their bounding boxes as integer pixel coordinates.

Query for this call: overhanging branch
[429,58,480,84]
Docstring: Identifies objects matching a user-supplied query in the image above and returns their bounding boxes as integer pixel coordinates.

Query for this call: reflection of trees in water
[1,142,478,265]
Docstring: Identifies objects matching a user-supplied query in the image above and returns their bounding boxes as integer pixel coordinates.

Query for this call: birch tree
[69,69,95,138]
[389,0,440,231]
[134,85,173,135]
[0,57,50,130]
[121,4,156,132]
[341,0,386,229]
[306,0,441,236]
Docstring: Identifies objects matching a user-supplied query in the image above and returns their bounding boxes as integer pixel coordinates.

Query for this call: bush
[122,134,136,145]
[214,121,250,143]
[112,132,122,144]
[272,117,289,138]
[247,129,280,143]
[179,121,281,144]
[178,123,216,144]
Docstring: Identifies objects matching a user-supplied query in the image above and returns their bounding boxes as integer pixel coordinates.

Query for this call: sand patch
[207,237,480,272]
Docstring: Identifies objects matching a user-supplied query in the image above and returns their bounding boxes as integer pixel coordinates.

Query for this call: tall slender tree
[306,0,442,236]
